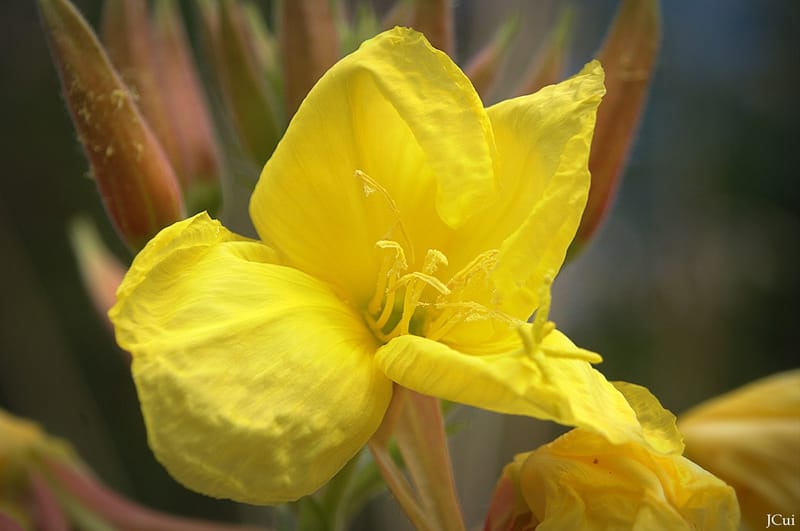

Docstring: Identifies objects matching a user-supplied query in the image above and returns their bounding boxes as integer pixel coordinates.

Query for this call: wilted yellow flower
[486,385,740,531]
[679,370,800,530]
[110,27,660,504]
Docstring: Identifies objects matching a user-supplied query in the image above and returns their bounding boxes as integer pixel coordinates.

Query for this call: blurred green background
[1,0,797,527]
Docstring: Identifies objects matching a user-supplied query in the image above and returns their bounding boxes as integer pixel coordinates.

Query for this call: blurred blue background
[1,0,797,527]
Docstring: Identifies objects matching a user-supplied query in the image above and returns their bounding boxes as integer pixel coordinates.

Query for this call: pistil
[517,274,603,364]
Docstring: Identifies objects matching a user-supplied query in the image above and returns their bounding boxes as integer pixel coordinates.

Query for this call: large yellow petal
[374,329,648,447]
[448,62,604,321]
[249,27,496,306]
[109,214,392,504]
[113,212,264,306]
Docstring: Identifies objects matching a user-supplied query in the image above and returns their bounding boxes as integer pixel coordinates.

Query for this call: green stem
[292,496,328,531]
[320,453,360,531]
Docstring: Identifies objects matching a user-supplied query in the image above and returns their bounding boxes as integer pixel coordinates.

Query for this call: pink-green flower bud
[154,0,222,214]
[381,0,413,30]
[68,217,125,329]
[39,0,184,251]
[483,455,536,531]
[279,0,340,117]
[463,17,519,101]
[101,0,184,187]
[574,0,661,252]
[514,7,574,97]
[199,0,283,167]
[411,0,454,56]
[239,1,283,102]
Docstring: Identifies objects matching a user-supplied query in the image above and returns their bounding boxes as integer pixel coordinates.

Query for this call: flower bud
[38,0,184,251]
[382,0,412,29]
[679,370,800,530]
[68,217,125,329]
[514,7,573,97]
[279,0,340,117]
[154,0,222,214]
[463,17,519,101]
[483,454,536,531]
[238,1,283,98]
[101,0,182,180]
[573,0,661,253]
[339,4,380,56]
[199,0,283,167]
[410,0,454,56]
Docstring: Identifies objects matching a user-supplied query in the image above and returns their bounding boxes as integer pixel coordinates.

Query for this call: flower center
[366,241,450,342]
[363,239,601,363]
[354,167,601,363]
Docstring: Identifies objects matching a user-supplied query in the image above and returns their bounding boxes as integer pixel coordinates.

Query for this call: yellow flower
[486,384,740,531]
[679,370,800,529]
[109,28,662,504]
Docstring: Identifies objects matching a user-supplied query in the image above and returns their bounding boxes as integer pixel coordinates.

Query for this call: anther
[422,248,448,274]
[446,249,498,299]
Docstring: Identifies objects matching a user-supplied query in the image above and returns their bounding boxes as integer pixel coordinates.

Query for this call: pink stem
[29,471,69,531]
[393,389,465,531]
[0,510,26,531]
[44,458,264,531]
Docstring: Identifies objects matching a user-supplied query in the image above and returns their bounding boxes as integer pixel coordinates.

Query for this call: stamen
[355,170,415,264]
[385,249,449,339]
[369,240,407,330]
